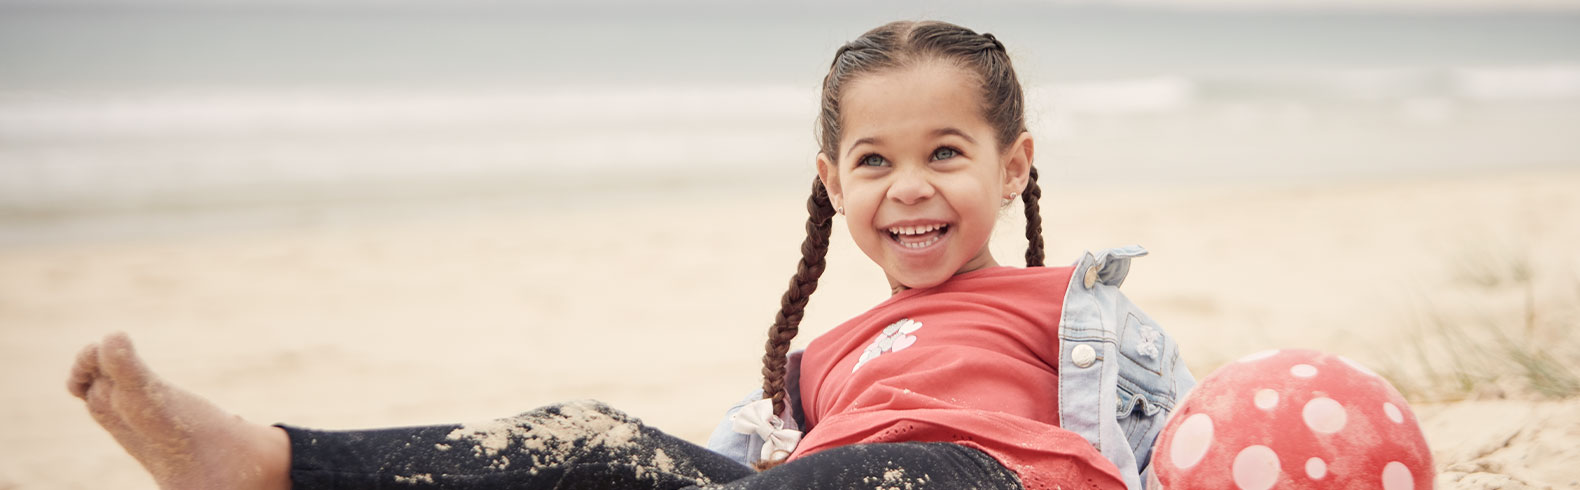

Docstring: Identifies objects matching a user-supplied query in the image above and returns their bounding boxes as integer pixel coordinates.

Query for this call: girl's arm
[707,351,807,465]
[705,389,763,466]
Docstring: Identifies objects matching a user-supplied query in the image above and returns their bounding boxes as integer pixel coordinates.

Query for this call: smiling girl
[713,20,1191,490]
[67,20,1191,490]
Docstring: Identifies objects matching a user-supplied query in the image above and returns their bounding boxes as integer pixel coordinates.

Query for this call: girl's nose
[887,165,936,205]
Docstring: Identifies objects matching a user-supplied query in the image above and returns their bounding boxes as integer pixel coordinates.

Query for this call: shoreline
[6,166,1575,247]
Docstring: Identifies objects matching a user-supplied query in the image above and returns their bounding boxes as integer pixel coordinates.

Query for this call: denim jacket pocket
[1113,287,1194,486]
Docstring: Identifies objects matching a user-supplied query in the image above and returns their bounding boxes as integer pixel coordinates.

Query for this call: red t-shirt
[793,265,1125,490]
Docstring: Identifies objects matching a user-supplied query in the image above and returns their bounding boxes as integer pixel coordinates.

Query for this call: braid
[1022,165,1045,267]
[760,177,836,418]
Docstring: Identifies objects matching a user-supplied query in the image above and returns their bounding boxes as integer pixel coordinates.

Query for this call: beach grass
[1382,244,1580,403]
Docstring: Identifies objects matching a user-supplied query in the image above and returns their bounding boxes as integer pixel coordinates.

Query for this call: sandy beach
[2,170,1578,489]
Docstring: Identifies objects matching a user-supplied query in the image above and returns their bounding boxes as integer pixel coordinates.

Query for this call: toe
[84,377,119,420]
[98,331,154,388]
[68,342,102,399]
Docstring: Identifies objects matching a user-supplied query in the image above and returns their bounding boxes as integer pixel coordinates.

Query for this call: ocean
[2,2,1579,242]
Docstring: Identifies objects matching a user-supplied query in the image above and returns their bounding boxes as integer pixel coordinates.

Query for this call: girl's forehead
[842,61,978,112]
[839,62,992,145]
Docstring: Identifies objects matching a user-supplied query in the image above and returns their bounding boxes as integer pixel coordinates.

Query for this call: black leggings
[281,400,1022,490]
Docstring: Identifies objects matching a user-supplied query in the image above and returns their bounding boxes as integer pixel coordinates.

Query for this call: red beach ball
[1152,349,1433,490]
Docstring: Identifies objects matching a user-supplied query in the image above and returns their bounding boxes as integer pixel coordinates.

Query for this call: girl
[67,20,1190,490]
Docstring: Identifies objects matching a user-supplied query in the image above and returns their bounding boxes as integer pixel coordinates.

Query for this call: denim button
[1073,344,1097,368]
[1083,265,1098,289]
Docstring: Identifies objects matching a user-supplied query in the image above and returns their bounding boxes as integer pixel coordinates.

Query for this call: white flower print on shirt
[853,318,923,372]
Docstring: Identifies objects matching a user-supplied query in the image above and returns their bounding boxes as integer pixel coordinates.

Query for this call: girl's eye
[859,154,889,167]
[931,147,959,161]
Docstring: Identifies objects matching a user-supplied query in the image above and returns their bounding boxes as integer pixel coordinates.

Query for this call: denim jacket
[706,246,1195,490]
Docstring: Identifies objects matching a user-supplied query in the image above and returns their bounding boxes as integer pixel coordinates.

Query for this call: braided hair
[758,177,835,420]
[756,20,1045,468]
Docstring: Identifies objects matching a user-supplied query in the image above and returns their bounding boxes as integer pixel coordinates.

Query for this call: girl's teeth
[889,224,944,235]
[886,224,947,249]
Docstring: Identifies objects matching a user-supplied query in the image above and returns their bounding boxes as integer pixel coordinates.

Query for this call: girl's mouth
[886,223,951,249]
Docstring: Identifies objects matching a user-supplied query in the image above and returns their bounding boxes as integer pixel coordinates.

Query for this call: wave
[0,85,817,138]
[6,64,1576,138]
[1453,64,1580,100]
[3,65,1578,212]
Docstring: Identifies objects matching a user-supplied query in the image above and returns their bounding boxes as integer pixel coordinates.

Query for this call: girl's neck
[886,251,1001,295]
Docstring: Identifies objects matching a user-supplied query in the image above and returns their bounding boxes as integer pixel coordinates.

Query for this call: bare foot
[68,332,291,490]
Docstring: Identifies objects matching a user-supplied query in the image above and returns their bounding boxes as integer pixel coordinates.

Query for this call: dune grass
[1381,245,1580,403]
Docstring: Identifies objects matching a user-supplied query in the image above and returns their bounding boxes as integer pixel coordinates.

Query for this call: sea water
[2,2,1578,243]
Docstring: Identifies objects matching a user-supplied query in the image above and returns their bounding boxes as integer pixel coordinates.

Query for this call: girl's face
[817,60,1033,292]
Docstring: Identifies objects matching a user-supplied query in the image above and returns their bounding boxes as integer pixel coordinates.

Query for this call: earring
[835,203,845,215]
[1001,192,1018,207]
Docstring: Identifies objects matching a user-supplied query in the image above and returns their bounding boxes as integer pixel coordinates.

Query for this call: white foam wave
[1452,64,1580,101]
[0,85,819,209]
[0,85,818,138]
[1030,77,1198,116]
[4,66,1577,212]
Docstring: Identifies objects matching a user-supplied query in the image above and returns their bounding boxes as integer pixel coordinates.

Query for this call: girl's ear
[816,152,843,211]
[1002,132,1034,196]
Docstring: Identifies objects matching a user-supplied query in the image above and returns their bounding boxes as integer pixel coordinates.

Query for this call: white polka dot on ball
[1305,457,1326,479]
[1232,445,1280,490]
[1384,402,1404,424]
[1238,349,1280,363]
[1170,413,1215,469]
[1302,397,1348,434]
[1382,461,1413,490]
[1254,389,1279,410]
[1290,364,1318,378]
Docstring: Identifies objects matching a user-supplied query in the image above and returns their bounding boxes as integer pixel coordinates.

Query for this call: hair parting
[817,22,1024,157]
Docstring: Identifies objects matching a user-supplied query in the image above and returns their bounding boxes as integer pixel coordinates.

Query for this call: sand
[2,170,1577,489]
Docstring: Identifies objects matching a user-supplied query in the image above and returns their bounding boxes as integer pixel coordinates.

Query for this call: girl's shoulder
[968,244,1150,291]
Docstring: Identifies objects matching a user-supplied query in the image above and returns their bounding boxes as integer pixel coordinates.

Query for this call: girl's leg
[716,442,1023,490]
[67,333,292,490]
[68,332,1018,490]
[67,333,750,490]
[284,400,754,489]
